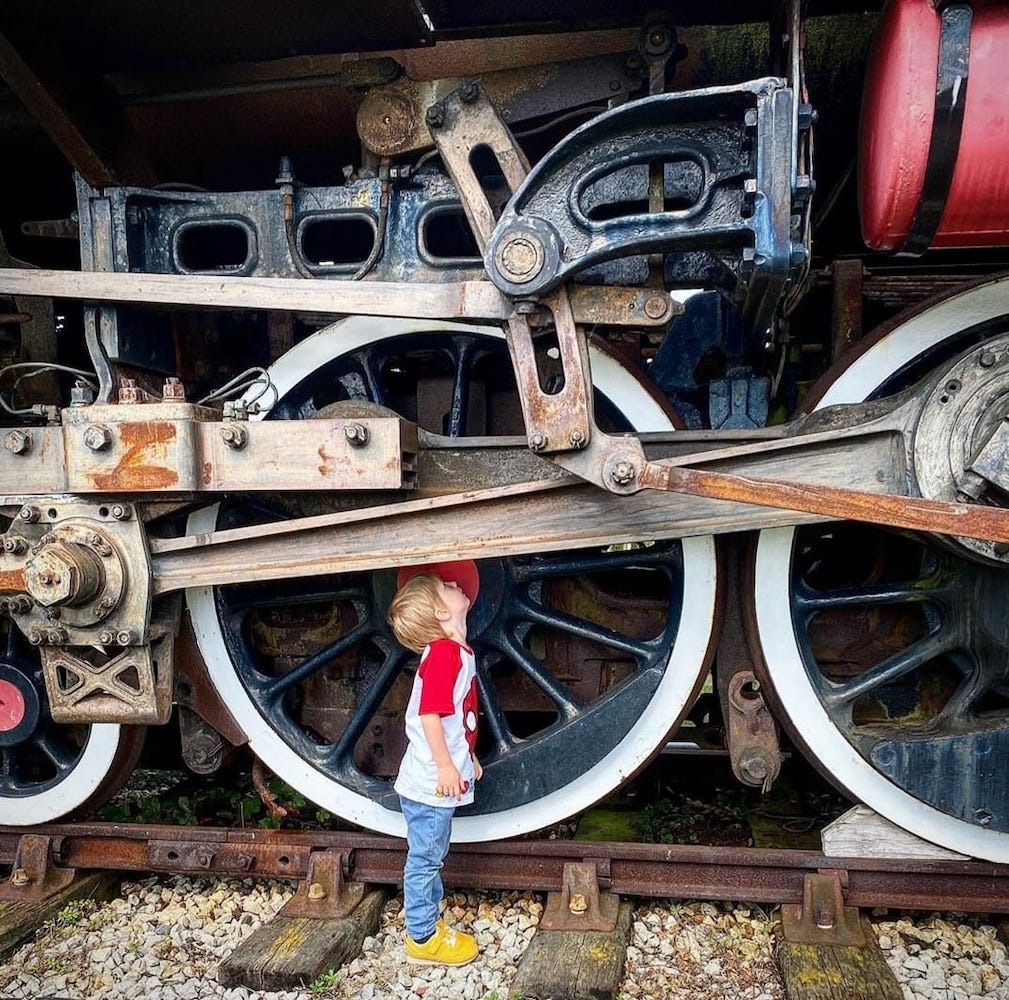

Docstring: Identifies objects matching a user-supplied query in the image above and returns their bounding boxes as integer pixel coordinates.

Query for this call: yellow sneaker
[405,922,479,966]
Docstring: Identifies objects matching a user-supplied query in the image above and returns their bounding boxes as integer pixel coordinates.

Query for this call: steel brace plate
[780,871,867,947]
[0,834,76,901]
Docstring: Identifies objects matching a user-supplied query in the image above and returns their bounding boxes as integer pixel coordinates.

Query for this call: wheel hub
[913,331,1009,563]
[0,663,40,746]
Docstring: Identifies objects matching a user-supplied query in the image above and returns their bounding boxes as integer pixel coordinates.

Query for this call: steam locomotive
[1,0,1009,861]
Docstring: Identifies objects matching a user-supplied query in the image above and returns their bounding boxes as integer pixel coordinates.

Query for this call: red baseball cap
[395,559,480,603]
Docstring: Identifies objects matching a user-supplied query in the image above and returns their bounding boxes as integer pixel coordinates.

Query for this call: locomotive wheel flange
[754,274,1009,862]
[187,316,719,842]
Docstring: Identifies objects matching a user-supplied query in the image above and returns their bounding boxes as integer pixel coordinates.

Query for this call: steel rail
[2,823,1008,914]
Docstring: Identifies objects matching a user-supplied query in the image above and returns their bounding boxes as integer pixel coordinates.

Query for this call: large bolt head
[425,103,445,129]
[83,425,112,451]
[495,233,545,284]
[24,549,78,607]
[220,424,248,450]
[344,422,370,447]
[3,430,31,455]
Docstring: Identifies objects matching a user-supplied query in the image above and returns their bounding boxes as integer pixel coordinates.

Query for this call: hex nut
[344,422,370,447]
[99,629,116,645]
[25,549,79,607]
[3,430,31,456]
[425,103,445,129]
[529,433,548,452]
[111,504,131,521]
[116,629,136,646]
[220,424,248,450]
[737,747,772,786]
[18,506,40,523]
[609,460,637,486]
[3,536,27,555]
[162,377,186,400]
[83,424,113,452]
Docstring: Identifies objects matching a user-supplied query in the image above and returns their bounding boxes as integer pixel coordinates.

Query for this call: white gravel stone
[0,875,1005,1000]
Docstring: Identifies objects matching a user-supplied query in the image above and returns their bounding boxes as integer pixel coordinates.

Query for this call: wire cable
[0,362,97,416]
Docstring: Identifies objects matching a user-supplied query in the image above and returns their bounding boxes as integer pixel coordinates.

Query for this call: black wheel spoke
[325,644,409,767]
[261,620,374,703]
[474,666,518,757]
[31,730,75,774]
[497,632,583,719]
[358,349,389,407]
[447,340,476,438]
[822,631,958,710]
[518,601,653,660]
[793,581,947,618]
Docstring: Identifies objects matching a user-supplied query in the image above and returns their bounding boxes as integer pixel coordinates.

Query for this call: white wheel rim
[187,316,717,840]
[0,724,122,824]
[755,275,1009,861]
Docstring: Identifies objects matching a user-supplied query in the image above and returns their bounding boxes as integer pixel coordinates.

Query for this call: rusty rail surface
[1,823,1008,914]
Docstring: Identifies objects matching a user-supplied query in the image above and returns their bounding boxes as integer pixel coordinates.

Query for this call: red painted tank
[859,0,1009,251]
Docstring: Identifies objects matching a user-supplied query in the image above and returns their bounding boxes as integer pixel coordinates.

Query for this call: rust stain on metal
[658,465,1009,545]
[318,445,335,477]
[202,461,213,486]
[0,567,26,593]
[90,422,179,490]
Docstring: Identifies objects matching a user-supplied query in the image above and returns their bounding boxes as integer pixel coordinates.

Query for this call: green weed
[308,968,341,993]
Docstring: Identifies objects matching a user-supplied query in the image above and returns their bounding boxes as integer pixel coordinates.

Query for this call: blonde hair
[387,573,448,653]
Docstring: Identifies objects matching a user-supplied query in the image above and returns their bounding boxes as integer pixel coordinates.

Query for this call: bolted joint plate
[64,406,418,493]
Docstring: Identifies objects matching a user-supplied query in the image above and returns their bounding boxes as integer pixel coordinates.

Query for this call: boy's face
[437,577,471,617]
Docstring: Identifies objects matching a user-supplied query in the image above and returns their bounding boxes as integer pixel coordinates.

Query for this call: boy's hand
[436,762,465,799]
[473,757,483,781]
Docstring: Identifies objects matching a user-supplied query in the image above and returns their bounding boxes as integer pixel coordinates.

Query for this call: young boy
[387,571,482,966]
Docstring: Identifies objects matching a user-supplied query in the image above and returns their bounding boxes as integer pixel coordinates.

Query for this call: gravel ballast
[0,876,1006,999]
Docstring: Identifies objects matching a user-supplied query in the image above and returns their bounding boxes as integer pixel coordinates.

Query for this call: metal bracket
[540,860,620,932]
[724,670,782,792]
[780,871,866,947]
[41,621,174,724]
[282,850,367,921]
[0,834,77,901]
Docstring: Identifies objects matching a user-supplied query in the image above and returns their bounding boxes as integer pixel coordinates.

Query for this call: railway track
[3,819,1009,999]
[3,822,1009,915]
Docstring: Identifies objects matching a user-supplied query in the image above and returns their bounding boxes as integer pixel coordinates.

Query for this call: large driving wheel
[754,275,1009,861]
[187,317,718,840]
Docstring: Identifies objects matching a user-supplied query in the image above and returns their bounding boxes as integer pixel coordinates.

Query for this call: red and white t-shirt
[394,637,479,808]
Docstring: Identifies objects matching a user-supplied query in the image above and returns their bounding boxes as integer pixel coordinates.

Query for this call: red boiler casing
[859,0,1009,251]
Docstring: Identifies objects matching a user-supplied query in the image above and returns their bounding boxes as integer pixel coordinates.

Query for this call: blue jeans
[399,795,455,942]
